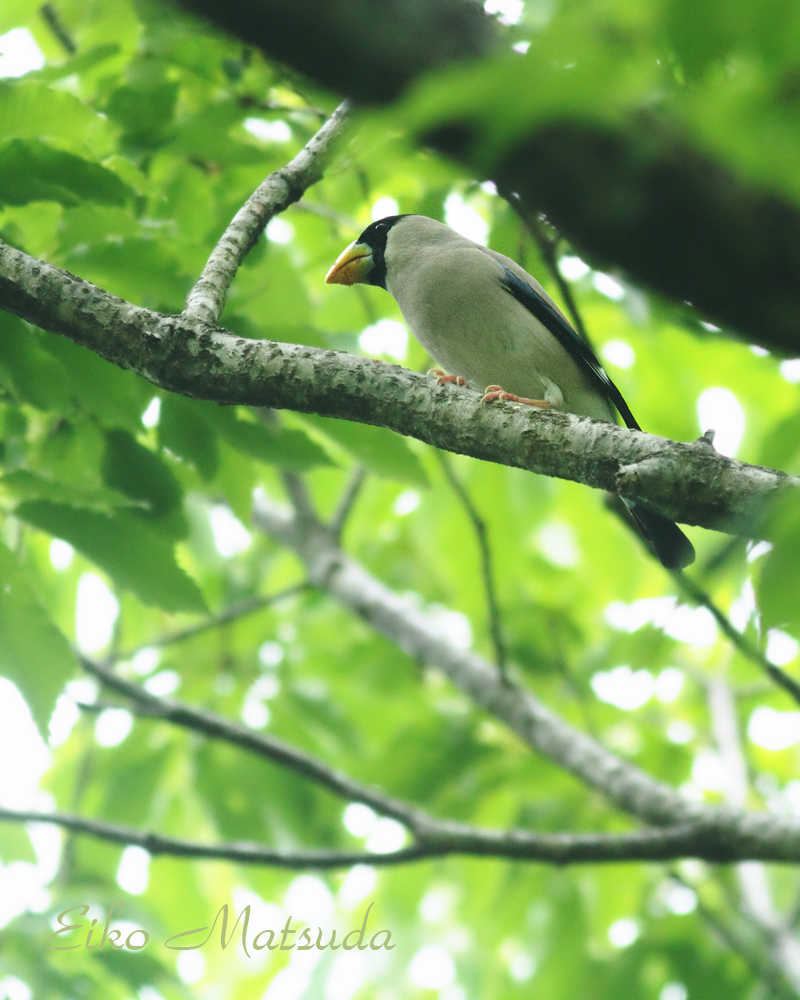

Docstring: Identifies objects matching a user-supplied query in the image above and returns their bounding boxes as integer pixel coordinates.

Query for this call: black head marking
[355,214,408,288]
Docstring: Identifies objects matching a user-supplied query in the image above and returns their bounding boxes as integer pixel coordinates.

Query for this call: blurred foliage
[0,1,798,999]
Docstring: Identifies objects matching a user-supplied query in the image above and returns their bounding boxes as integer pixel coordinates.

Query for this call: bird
[326,214,695,570]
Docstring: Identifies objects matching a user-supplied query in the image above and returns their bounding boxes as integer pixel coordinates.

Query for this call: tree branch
[0,239,795,535]
[680,575,800,707]
[708,677,800,992]
[79,654,427,830]
[329,465,368,543]
[8,804,800,866]
[184,100,351,325]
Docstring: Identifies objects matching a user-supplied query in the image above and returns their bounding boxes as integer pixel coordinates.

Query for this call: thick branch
[184,100,351,325]
[0,240,795,535]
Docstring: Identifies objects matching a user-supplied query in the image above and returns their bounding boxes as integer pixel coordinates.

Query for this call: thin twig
[40,3,77,54]
[436,451,507,678]
[670,871,794,999]
[112,584,307,662]
[184,99,351,325]
[677,573,800,707]
[281,471,318,526]
[329,465,367,542]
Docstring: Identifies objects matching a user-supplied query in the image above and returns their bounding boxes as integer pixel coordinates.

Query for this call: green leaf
[757,492,800,633]
[0,79,116,157]
[0,824,35,864]
[34,44,121,84]
[0,313,72,412]
[0,541,77,736]
[63,237,192,311]
[158,394,219,481]
[15,501,206,613]
[102,429,187,539]
[0,469,130,509]
[166,399,332,471]
[217,416,333,471]
[39,333,152,433]
[0,139,134,208]
[104,80,179,149]
[301,414,429,486]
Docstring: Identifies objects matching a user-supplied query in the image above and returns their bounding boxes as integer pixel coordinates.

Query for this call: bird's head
[325,215,408,289]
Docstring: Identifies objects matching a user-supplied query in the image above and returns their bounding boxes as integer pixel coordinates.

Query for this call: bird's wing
[497,264,640,431]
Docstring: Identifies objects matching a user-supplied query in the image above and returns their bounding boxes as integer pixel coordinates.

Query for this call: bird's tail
[625,501,695,570]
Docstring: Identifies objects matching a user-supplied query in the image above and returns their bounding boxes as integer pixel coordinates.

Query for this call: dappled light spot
[209,505,251,557]
[95,708,133,747]
[766,628,799,666]
[49,539,73,571]
[366,817,406,854]
[284,874,334,923]
[76,573,119,653]
[591,666,654,711]
[143,670,180,696]
[593,273,625,301]
[484,0,524,25]
[691,750,725,792]
[779,358,800,383]
[444,192,488,245]
[536,521,580,567]
[360,318,408,360]
[141,397,160,428]
[601,340,635,369]
[244,118,291,143]
[371,196,399,220]
[343,802,377,838]
[655,668,684,703]
[116,845,150,895]
[266,217,294,243]
[697,387,745,457]
[338,865,377,910]
[749,707,800,751]
[0,29,43,78]
[558,255,590,280]
[176,950,205,984]
[408,944,456,989]
[608,918,638,947]
[605,596,717,647]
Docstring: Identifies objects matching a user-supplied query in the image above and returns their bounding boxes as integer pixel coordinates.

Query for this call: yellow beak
[325,241,373,285]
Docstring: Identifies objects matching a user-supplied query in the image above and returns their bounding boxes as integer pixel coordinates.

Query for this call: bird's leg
[481,385,553,408]
[429,368,468,387]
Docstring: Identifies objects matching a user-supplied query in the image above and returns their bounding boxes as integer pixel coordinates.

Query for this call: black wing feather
[498,265,640,431]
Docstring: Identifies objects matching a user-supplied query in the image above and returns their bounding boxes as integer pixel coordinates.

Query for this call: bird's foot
[429,368,468,387]
[481,385,552,408]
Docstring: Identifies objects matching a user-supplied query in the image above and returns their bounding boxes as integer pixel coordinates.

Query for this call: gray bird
[326,214,694,570]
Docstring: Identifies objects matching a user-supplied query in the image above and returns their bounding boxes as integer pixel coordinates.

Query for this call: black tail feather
[626,502,695,570]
